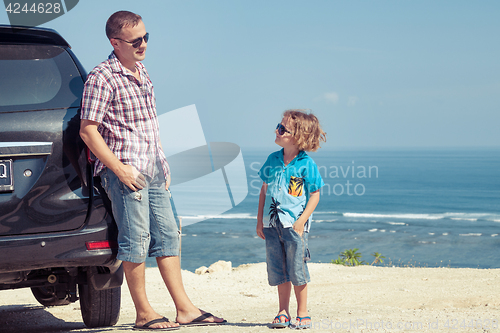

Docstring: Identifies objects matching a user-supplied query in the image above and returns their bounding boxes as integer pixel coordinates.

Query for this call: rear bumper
[0,224,118,274]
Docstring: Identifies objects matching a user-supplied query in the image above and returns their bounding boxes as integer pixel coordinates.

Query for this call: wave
[180,211,500,223]
[314,211,344,216]
[343,212,443,220]
[181,213,256,220]
[313,219,337,223]
[340,212,500,222]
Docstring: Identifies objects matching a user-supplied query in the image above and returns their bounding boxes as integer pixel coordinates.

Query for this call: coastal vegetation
[331,250,453,268]
[331,248,385,266]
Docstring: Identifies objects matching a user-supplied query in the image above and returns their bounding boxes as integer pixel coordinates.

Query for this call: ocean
[147,147,500,272]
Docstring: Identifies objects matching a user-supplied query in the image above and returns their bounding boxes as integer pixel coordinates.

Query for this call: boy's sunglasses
[276,123,291,136]
[114,32,149,48]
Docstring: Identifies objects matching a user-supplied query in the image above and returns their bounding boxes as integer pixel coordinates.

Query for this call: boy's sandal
[291,316,312,329]
[269,314,291,329]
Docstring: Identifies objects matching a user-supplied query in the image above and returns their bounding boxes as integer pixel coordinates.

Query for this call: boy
[257,109,326,329]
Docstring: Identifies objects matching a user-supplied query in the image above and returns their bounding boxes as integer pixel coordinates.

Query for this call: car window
[0,45,84,111]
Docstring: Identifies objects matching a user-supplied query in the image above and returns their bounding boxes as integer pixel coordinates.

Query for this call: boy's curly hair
[283,109,326,152]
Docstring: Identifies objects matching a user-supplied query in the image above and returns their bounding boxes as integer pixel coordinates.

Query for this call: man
[80,10,225,330]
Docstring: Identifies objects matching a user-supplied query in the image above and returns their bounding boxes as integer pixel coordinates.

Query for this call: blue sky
[2,0,499,149]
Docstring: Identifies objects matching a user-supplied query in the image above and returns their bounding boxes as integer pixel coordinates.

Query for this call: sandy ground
[0,262,499,333]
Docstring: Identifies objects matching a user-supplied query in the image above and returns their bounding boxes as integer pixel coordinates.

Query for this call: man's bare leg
[156,256,225,324]
[122,261,179,329]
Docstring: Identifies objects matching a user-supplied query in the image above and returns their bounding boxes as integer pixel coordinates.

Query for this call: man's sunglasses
[276,123,291,136]
[114,32,149,48]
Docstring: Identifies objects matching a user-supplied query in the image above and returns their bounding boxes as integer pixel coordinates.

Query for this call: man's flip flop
[179,312,227,326]
[133,317,180,331]
[269,314,291,328]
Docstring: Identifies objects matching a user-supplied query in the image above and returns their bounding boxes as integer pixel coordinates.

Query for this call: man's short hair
[106,11,142,39]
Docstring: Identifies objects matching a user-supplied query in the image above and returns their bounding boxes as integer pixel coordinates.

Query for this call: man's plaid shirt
[81,52,169,180]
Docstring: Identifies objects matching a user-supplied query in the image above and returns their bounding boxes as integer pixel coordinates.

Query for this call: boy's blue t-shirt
[258,149,324,232]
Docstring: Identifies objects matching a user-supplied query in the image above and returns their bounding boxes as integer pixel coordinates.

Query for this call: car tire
[31,286,71,306]
[78,282,121,328]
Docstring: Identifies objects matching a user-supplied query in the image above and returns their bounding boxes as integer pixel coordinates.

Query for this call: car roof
[0,25,70,47]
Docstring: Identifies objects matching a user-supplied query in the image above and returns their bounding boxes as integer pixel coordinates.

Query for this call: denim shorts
[263,222,311,286]
[100,162,180,263]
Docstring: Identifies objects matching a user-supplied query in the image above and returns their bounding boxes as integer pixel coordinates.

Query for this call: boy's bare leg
[273,282,292,323]
[122,261,179,329]
[294,283,311,324]
[156,256,225,324]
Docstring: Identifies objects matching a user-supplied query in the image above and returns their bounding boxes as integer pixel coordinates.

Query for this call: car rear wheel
[78,281,121,328]
[31,286,70,306]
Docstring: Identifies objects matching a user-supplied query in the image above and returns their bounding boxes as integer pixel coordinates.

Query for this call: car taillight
[85,241,118,250]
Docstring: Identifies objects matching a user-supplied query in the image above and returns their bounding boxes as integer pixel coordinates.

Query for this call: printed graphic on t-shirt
[288,176,304,197]
[269,197,284,227]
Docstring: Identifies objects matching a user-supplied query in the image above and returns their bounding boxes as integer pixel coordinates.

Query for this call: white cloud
[323,92,339,104]
[348,96,358,107]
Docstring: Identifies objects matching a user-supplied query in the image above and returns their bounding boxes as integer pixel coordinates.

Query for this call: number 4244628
[5,2,62,14]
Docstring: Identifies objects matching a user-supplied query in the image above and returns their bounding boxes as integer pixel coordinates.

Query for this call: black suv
[0,26,122,328]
